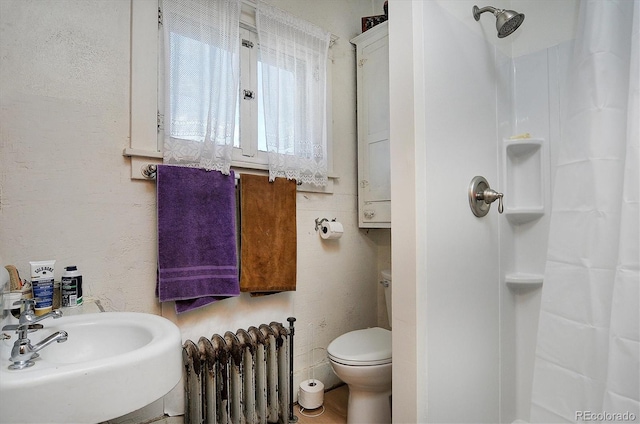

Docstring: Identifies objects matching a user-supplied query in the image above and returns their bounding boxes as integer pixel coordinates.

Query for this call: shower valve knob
[468,176,504,217]
[478,188,504,214]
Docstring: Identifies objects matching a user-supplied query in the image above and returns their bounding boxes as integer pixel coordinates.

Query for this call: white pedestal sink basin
[0,312,182,424]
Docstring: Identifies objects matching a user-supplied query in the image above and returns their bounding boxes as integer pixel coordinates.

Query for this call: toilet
[327,270,392,424]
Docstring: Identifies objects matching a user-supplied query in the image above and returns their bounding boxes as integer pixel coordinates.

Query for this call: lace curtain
[256,1,331,186]
[161,0,240,174]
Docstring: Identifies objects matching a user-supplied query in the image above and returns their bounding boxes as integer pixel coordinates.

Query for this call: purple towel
[156,165,239,313]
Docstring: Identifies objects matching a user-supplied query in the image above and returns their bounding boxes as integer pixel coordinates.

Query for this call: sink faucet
[2,298,68,370]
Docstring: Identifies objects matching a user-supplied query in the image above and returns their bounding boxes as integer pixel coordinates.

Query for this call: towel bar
[141,164,157,179]
[141,164,242,182]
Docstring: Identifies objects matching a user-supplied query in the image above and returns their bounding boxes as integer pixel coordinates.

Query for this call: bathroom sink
[0,312,182,424]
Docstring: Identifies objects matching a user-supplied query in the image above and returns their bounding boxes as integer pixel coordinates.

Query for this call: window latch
[157,112,164,131]
[243,89,255,100]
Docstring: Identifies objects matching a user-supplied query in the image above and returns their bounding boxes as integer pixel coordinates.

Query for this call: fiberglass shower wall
[390,1,505,422]
[495,3,580,424]
[498,39,575,423]
[390,1,580,423]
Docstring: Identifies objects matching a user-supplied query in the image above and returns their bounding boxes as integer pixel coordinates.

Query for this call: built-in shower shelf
[504,208,545,224]
[502,138,547,225]
[505,272,543,289]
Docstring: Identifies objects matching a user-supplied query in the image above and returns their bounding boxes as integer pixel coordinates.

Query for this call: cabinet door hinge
[158,7,163,26]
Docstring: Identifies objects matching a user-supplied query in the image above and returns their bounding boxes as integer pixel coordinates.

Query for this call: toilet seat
[327,327,391,366]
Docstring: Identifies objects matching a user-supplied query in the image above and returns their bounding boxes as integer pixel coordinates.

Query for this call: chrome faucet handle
[14,299,63,327]
[19,308,37,326]
[11,298,37,325]
[7,330,68,370]
[24,309,63,325]
[13,298,36,309]
[1,323,44,332]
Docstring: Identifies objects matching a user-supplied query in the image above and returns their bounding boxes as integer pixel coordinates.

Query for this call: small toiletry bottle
[30,260,55,316]
[61,266,83,307]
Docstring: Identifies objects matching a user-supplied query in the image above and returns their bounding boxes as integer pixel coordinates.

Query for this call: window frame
[231,26,269,168]
[126,0,335,189]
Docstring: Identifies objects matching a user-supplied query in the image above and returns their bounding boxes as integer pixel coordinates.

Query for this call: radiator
[182,322,291,424]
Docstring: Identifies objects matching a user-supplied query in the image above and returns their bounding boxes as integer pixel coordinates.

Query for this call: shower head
[473,5,525,38]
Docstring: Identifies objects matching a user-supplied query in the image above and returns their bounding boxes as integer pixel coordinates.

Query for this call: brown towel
[240,174,297,294]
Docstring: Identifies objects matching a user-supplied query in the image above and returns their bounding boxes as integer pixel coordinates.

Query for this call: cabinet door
[356,28,390,227]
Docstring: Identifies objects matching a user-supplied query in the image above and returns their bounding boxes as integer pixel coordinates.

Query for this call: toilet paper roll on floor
[299,379,324,409]
[320,221,343,240]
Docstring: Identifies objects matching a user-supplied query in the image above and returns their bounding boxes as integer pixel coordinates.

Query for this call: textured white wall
[0,0,390,406]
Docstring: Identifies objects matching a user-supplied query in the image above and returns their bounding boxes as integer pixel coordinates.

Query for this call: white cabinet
[352,22,390,228]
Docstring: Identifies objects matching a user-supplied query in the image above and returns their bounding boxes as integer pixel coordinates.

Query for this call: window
[161,0,332,179]
[164,23,270,167]
[127,0,335,190]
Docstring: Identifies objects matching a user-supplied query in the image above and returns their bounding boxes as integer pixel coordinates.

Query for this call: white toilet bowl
[327,327,392,424]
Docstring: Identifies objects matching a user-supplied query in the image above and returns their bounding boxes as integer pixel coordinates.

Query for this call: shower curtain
[530,1,639,423]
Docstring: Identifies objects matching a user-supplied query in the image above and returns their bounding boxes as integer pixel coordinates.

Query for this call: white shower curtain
[530,1,639,422]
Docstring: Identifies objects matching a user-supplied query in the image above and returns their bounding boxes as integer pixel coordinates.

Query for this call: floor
[149,385,349,424]
[295,385,348,424]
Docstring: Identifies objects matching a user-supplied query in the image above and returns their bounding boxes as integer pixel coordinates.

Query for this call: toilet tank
[381,269,392,328]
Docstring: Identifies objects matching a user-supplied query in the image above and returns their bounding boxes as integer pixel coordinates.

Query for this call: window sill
[123,148,337,193]
[123,148,162,159]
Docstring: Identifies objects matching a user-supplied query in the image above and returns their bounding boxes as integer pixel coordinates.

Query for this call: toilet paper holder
[314,217,336,232]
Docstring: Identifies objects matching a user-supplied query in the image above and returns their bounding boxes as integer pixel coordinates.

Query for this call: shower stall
[389,1,638,423]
